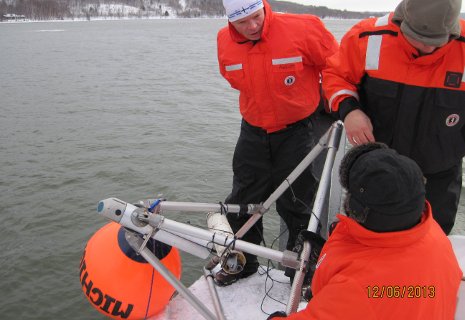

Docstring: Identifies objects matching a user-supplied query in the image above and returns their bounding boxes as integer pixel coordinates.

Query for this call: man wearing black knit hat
[339,143,426,232]
[269,143,462,319]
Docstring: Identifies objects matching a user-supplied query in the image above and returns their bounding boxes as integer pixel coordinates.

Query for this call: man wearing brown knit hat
[323,0,465,235]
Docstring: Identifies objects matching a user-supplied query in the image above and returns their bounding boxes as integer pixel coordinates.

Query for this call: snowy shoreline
[0,15,359,24]
[0,15,227,24]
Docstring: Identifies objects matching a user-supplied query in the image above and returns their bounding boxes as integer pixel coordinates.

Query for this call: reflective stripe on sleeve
[463,69,465,82]
[225,64,243,71]
[375,14,390,27]
[328,90,359,112]
[272,56,303,65]
[366,35,382,70]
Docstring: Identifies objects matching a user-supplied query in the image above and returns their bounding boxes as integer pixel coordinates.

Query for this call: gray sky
[277,0,464,13]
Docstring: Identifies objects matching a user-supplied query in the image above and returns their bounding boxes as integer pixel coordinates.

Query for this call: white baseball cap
[223,0,264,22]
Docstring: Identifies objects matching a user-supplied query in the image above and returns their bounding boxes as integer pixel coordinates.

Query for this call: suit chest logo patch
[284,76,296,86]
[444,71,462,88]
[446,114,460,127]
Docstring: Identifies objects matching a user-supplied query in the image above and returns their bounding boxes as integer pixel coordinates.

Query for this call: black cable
[286,178,320,225]
[258,224,294,315]
[218,201,228,215]
[259,262,288,315]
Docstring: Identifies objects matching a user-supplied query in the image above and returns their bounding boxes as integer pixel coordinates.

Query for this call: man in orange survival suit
[212,0,338,285]
[269,143,462,319]
[322,0,465,235]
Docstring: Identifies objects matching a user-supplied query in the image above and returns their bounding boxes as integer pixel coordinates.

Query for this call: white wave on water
[34,29,66,32]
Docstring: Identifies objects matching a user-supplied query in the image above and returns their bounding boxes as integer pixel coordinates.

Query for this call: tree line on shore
[0,0,384,21]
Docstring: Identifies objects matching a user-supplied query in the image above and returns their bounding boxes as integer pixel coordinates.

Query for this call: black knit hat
[340,143,426,232]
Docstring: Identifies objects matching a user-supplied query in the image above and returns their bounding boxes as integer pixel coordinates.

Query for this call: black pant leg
[270,120,318,249]
[424,162,462,235]
[225,121,273,270]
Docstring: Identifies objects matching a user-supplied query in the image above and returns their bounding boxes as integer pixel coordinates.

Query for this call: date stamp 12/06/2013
[367,285,436,299]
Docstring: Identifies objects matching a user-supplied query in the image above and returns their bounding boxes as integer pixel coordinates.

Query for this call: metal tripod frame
[97,120,345,319]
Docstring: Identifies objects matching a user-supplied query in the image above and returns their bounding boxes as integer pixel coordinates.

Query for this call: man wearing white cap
[323,0,465,235]
[213,0,338,285]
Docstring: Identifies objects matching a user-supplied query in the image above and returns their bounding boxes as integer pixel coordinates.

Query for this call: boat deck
[157,235,465,320]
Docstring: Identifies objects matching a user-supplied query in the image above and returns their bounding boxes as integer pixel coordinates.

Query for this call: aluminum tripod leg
[157,202,258,215]
[203,268,227,320]
[285,121,344,314]
[235,128,331,239]
[125,231,218,320]
[98,198,300,268]
[326,125,346,235]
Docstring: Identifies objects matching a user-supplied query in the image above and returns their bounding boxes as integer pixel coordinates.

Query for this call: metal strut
[96,120,345,319]
[235,122,340,239]
[124,230,218,320]
[286,121,344,314]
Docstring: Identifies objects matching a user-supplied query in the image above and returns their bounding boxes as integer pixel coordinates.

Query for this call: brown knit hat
[392,0,462,46]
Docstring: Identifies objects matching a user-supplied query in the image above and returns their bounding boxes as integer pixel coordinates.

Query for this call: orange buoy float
[80,222,181,319]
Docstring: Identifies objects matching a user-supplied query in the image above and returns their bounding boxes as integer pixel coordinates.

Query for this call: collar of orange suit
[333,201,434,248]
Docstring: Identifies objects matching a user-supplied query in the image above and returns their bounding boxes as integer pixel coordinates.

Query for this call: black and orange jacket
[282,203,462,320]
[217,0,338,133]
[323,14,465,174]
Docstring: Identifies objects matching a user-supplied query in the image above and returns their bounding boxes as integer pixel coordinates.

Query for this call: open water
[1,18,464,319]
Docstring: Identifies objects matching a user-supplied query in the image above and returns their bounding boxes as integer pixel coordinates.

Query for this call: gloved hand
[285,230,326,290]
[328,221,339,236]
[267,311,287,319]
[294,230,326,265]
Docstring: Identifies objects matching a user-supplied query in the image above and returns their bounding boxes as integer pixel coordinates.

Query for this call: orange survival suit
[217,0,338,133]
[284,203,462,320]
[323,13,465,174]
[322,13,465,235]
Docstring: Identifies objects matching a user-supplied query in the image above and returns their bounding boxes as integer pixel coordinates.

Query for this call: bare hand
[344,110,375,145]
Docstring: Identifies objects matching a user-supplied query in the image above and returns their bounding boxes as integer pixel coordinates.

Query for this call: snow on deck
[154,267,306,320]
[449,235,465,319]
